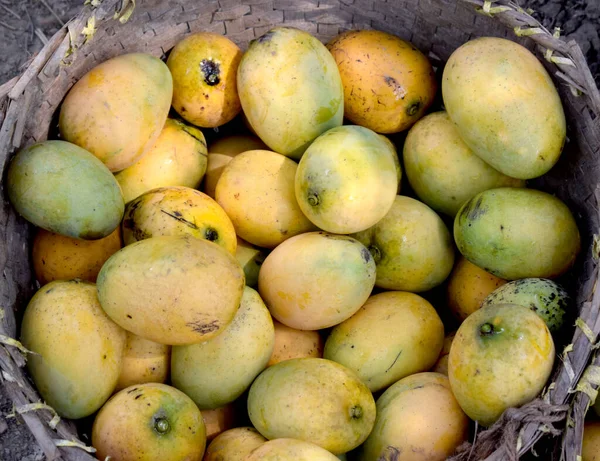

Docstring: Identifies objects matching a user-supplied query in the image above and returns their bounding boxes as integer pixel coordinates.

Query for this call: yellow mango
[268,320,324,366]
[204,427,267,461]
[115,332,170,391]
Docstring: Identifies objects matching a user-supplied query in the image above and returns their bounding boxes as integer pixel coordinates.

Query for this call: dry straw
[1,0,599,459]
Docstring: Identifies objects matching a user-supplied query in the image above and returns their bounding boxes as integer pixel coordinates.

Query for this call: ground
[0,0,598,460]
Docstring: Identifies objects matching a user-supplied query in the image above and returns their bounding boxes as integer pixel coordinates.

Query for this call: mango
[245,439,340,461]
[204,135,267,198]
[235,237,268,288]
[115,118,208,203]
[403,111,525,216]
[454,188,580,280]
[352,195,454,292]
[448,303,555,427]
[59,53,173,172]
[115,332,170,391]
[32,227,121,285]
[7,140,124,239]
[268,320,324,367]
[122,186,236,255]
[202,404,236,441]
[583,421,600,461]
[295,125,399,234]
[97,235,245,345]
[324,291,444,392]
[482,278,570,333]
[447,256,507,322]
[248,358,376,454]
[258,232,376,330]
[20,280,126,419]
[216,149,316,248]
[431,332,456,376]
[171,287,274,409]
[92,383,206,461]
[328,30,437,133]
[168,32,242,128]
[237,27,343,159]
[359,373,469,461]
[442,37,566,179]
[204,427,267,461]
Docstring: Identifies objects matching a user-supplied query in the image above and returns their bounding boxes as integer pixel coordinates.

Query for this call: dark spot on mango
[406,101,421,116]
[467,196,486,221]
[161,209,199,230]
[103,354,107,359]
[127,314,132,319]
[256,29,276,44]
[200,59,220,86]
[380,446,402,461]
[45,288,53,294]
[127,387,139,394]
[204,228,219,241]
[361,247,371,263]
[135,394,142,400]
[350,405,363,420]
[187,319,220,335]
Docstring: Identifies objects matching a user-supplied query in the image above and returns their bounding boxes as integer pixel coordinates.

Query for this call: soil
[0,0,598,460]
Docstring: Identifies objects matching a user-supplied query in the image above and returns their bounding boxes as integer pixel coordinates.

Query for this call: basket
[1,0,599,459]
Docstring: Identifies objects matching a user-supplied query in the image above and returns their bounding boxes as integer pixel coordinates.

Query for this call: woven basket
[1,0,599,460]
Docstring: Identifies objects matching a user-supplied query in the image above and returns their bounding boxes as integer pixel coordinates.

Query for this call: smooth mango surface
[442,37,566,179]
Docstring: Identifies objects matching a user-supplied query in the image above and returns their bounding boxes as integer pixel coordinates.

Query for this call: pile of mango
[7,26,583,461]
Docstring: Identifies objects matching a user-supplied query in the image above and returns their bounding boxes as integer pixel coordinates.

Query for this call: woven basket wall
[1,0,599,460]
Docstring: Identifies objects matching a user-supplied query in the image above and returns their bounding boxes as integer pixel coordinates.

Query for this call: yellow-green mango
[245,439,340,461]
[115,118,208,204]
[258,232,376,330]
[454,188,580,280]
[204,427,267,461]
[171,287,275,409]
[97,235,245,346]
[248,358,376,454]
[20,280,126,419]
[295,125,399,234]
[59,53,173,172]
[442,37,566,179]
[352,195,454,292]
[403,111,525,216]
[448,303,555,427]
[122,186,237,255]
[359,373,469,461]
[7,140,124,240]
[324,291,444,392]
[235,237,268,288]
[237,27,344,159]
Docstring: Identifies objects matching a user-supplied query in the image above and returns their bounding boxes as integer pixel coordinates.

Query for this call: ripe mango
[245,439,340,461]
[204,427,266,461]
[237,27,343,159]
[442,37,566,179]
[115,332,170,391]
[59,53,172,172]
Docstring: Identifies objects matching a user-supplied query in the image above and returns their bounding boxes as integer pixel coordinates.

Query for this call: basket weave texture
[0,1,599,460]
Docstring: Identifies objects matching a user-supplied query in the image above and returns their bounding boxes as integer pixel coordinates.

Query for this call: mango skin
[171,287,275,409]
[97,235,245,346]
[324,291,444,392]
[448,303,555,427]
[204,427,267,461]
[91,383,206,461]
[245,438,340,461]
[447,256,507,322]
[216,150,317,248]
[268,320,324,367]
[248,358,376,454]
[115,118,208,204]
[442,37,566,179]
[115,332,171,391]
[431,332,456,376]
[7,140,124,240]
[352,195,454,292]
[20,280,126,419]
[359,372,469,461]
[204,135,267,198]
[202,404,236,441]
[235,237,268,288]
[583,422,600,461]
[59,53,173,172]
[258,232,376,330]
[327,30,437,133]
[454,188,581,280]
[32,227,121,285]
[237,27,344,159]
[403,112,525,217]
[122,186,237,255]
[168,32,242,128]
[295,125,400,234]
[481,278,570,333]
